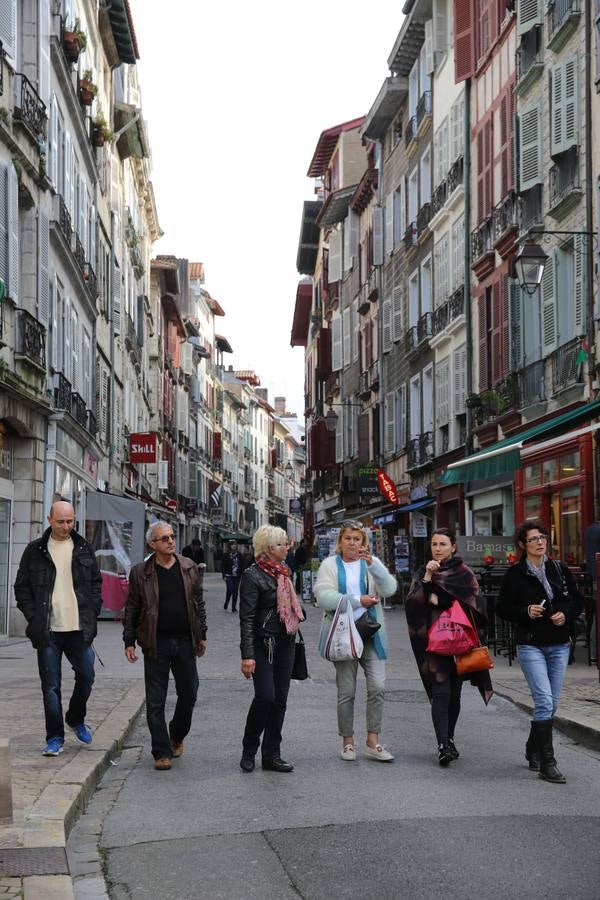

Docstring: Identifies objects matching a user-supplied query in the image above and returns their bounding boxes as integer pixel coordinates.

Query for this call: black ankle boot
[447,738,459,760]
[525,722,541,771]
[438,742,453,766]
[532,719,566,784]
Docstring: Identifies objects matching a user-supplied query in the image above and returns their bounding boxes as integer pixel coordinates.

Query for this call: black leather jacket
[239,563,289,659]
[14,527,103,648]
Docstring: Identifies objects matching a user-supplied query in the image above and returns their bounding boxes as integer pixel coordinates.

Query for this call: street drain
[384,690,425,703]
[0,847,69,876]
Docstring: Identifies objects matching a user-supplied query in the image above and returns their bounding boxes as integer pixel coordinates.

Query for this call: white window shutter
[373,206,384,266]
[50,275,57,370]
[113,264,121,336]
[63,132,72,217]
[392,284,403,342]
[436,357,450,426]
[329,228,342,283]
[71,308,79,393]
[37,209,49,326]
[335,407,344,463]
[82,330,91,406]
[7,161,18,306]
[433,0,448,62]
[342,306,351,365]
[574,235,586,336]
[0,163,8,292]
[385,192,394,256]
[343,213,352,272]
[541,252,557,354]
[397,384,407,449]
[563,55,579,152]
[508,280,523,370]
[424,19,434,74]
[453,345,467,415]
[63,296,71,380]
[350,209,359,259]
[520,103,542,191]
[384,391,395,456]
[382,298,392,353]
[352,297,359,361]
[331,314,342,371]
[551,61,564,156]
[90,203,96,271]
[38,0,50,104]
[0,0,16,63]
[517,0,542,36]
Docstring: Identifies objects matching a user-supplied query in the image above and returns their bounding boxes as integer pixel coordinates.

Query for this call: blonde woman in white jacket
[314,521,397,762]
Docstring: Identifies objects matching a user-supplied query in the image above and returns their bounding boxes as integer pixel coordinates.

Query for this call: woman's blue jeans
[517,642,570,721]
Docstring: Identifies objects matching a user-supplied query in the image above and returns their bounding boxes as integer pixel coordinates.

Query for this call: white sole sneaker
[341,745,356,761]
[364,744,394,762]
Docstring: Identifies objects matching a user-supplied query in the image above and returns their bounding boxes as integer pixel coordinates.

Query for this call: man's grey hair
[146,521,172,544]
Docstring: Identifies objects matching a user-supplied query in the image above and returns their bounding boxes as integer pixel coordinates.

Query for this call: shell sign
[376,469,399,506]
[129,432,157,464]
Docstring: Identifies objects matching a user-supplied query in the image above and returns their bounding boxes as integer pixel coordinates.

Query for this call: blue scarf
[335,555,385,659]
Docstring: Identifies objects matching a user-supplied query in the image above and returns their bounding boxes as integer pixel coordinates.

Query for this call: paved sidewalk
[0,574,598,897]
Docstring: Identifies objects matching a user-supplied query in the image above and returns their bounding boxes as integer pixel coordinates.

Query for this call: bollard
[0,737,13,824]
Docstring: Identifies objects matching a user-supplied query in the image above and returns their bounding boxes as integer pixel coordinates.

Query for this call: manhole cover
[0,847,69,876]
[384,690,425,703]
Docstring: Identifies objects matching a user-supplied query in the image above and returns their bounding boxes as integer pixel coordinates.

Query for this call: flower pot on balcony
[79,80,95,106]
[91,126,105,147]
[63,31,81,63]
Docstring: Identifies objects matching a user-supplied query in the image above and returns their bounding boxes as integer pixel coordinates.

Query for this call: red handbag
[427,599,478,656]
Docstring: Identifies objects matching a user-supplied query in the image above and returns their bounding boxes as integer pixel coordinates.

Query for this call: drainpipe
[108,209,115,478]
[376,140,385,466]
[463,78,473,457]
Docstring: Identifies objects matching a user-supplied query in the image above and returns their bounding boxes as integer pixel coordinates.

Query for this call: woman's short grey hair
[252,525,288,557]
[146,521,170,544]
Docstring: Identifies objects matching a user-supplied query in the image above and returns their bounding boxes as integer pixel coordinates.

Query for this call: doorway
[0,499,11,636]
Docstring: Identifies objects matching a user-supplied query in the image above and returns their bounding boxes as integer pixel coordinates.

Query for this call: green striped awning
[440,399,600,485]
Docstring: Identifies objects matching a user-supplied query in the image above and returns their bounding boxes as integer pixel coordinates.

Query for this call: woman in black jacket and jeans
[496,519,583,784]
[239,525,304,773]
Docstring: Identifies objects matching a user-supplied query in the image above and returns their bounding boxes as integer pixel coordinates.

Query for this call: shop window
[524,463,541,488]
[524,495,542,518]
[543,457,558,483]
[560,486,582,564]
[473,506,503,536]
[559,451,580,478]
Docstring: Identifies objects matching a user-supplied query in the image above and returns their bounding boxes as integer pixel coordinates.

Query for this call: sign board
[165,498,177,513]
[158,460,168,490]
[289,497,303,515]
[129,432,157,464]
[358,465,378,500]
[377,469,399,506]
[0,432,13,481]
[412,513,428,537]
[456,536,516,568]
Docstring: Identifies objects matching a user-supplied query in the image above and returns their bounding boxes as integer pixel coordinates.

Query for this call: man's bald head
[48,501,75,541]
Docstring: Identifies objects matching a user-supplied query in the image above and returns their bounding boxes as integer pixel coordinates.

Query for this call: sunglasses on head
[341,520,364,530]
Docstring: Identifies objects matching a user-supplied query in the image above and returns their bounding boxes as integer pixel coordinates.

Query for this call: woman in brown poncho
[405,527,493,766]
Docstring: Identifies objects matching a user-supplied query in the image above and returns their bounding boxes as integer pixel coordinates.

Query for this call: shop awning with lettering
[440,400,600,485]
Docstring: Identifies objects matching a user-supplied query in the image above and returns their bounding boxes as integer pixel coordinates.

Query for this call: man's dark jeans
[242,634,295,761]
[144,636,199,759]
[224,575,240,610]
[37,631,95,741]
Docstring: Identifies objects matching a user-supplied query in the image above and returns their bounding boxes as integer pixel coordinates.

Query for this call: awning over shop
[440,400,600,485]
[396,497,436,513]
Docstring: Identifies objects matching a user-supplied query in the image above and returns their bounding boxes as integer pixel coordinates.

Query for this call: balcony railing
[405,326,418,353]
[520,184,543,233]
[71,392,87,428]
[417,311,432,344]
[87,409,97,438]
[432,303,449,336]
[517,34,543,85]
[408,432,434,469]
[403,221,417,250]
[551,338,583,393]
[447,156,464,195]
[14,73,47,139]
[432,180,447,217]
[83,262,97,295]
[126,313,142,365]
[518,360,546,406]
[471,216,494,262]
[493,191,517,241]
[449,285,464,321]
[472,375,519,427]
[74,235,86,272]
[416,91,432,129]
[54,195,72,246]
[548,0,580,44]
[54,372,72,412]
[405,115,417,147]
[17,310,46,368]
[549,150,580,210]
[416,202,431,236]
[432,289,464,337]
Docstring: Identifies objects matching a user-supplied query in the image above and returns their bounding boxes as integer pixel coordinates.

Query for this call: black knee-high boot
[532,719,566,784]
[525,721,540,771]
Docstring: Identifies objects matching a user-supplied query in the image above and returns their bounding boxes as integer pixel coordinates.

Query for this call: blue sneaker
[69,723,93,746]
[42,737,64,756]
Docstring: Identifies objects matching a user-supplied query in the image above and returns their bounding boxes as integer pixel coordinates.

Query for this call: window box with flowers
[63,24,87,64]
[91,114,112,148]
[79,70,97,106]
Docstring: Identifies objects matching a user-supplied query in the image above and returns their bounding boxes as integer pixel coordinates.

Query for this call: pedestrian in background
[182,537,206,570]
[222,541,244,612]
[14,500,103,756]
[314,521,397,763]
[496,519,583,784]
[124,521,207,771]
[294,537,309,595]
[239,525,304,773]
[405,527,493,767]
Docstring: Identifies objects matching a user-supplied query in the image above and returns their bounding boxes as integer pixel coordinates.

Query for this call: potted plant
[91,114,112,148]
[79,69,97,107]
[63,23,87,63]
[465,393,482,409]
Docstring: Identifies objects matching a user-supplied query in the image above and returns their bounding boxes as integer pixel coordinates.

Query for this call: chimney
[274,396,286,415]
[255,388,268,401]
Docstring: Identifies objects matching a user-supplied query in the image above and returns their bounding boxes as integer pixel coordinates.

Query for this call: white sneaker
[364,743,394,762]
[341,744,356,761]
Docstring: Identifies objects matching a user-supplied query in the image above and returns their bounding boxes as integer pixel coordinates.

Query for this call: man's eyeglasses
[154,534,175,544]
[525,535,547,544]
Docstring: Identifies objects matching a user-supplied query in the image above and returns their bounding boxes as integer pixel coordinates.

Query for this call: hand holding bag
[291,630,309,680]
[324,596,364,661]
[355,610,381,644]
[427,599,478,656]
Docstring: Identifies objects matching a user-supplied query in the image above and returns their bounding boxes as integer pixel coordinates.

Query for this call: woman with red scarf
[239,525,305,773]
[406,527,493,767]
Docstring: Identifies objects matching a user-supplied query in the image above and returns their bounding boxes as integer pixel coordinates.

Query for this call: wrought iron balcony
[551,338,583,394]
[416,91,432,129]
[471,217,494,262]
[448,156,464,196]
[71,392,87,428]
[403,221,417,250]
[548,0,580,47]
[405,115,417,147]
[14,73,47,139]
[417,311,432,344]
[407,432,434,469]
[87,409,98,438]
[405,326,418,354]
[517,33,543,87]
[472,375,519,426]
[17,310,46,369]
[74,235,86,272]
[432,180,447,217]
[449,286,464,321]
[83,261,97,295]
[549,150,581,212]
[417,202,431,236]
[358,371,371,399]
[54,195,72,246]
[518,359,546,406]
[520,185,543,233]
[125,312,142,365]
[493,191,517,241]
[432,302,449,336]
[54,372,72,411]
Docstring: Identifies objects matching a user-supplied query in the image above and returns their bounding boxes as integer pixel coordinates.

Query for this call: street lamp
[514,242,549,296]
[323,401,364,433]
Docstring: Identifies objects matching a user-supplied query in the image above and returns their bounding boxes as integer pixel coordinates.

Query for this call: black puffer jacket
[239,563,289,659]
[14,528,103,648]
[496,557,584,646]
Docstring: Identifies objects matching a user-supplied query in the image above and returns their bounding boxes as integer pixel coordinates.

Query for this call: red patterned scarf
[256,553,303,634]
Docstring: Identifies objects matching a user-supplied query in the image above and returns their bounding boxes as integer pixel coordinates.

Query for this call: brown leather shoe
[154,757,172,771]
[171,739,184,758]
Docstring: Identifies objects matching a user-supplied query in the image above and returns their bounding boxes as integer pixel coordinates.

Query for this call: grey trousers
[334,641,385,737]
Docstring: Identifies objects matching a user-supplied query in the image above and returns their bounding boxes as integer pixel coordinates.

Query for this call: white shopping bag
[324,596,364,661]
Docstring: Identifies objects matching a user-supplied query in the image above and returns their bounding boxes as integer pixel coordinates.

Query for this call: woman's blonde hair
[334,522,368,555]
[252,524,288,557]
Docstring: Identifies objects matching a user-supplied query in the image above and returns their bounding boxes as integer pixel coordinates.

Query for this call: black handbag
[355,611,381,643]
[291,630,309,680]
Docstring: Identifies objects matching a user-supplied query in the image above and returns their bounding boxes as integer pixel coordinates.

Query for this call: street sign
[129,432,157,464]
[165,498,177,513]
[289,498,303,515]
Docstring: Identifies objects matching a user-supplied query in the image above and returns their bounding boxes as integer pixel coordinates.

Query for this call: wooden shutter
[372,206,383,265]
[424,19,434,74]
[453,345,467,414]
[552,55,579,156]
[358,413,370,463]
[82,329,91,406]
[38,0,50,103]
[433,0,448,63]
[342,306,351,365]
[0,0,16,62]
[384,391,395,456]
[50,275,58,370]
[382,298,392,353]
[436,357,450,426]
[392,284,403,342]
[335,410,344,464]
[520,103,542,191]
[518,0,542,36]
[49,95,58,187]
[478,293,489,390]
[331,313,342,371]
[352,297,359,360]
[7,161,18,306]
[574,235,586,336]
[454,0,475,82]
[0,163,7,292]
[349,209,359,260]
[508,278,523,370]
[37,209,49,326]
[364,319,372,368]
[112,263,121,336]
[343,213,352,273]
[541,252,557,354]
[63,132,72,216]
[328,229,342,283]
[71,307,79,392]
[397,384,407,449]
[500,92,512,199]
[385,192,394,257]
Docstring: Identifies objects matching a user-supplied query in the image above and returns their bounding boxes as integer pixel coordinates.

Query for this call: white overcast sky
[130,1,404,417]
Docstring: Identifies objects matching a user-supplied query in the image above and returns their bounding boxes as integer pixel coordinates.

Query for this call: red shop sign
[129,432,157,464]
[376,468,399,506]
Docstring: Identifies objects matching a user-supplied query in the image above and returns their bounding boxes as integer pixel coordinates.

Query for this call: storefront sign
[456,536,516,568]
[376,469,399,506]
[129,432,157,464]
[165,498,177,512]
[84,452,98,480]
[358,466,378,500]
[412,513,428,537]
[289,498,304,515]
[0,434,13,481]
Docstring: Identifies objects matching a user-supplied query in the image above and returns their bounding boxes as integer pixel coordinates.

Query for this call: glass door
[0,499,11,636]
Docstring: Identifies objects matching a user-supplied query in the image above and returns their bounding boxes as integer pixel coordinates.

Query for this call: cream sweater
[48,536,80,631]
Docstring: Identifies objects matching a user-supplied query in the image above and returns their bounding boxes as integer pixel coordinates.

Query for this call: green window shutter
[508,278,523,370]
[520,103,542,191]
[551,61,564,157]
[564,54,579,151]
[517,0,542,36]
[541,252,557,355]
[574,234,586,336]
